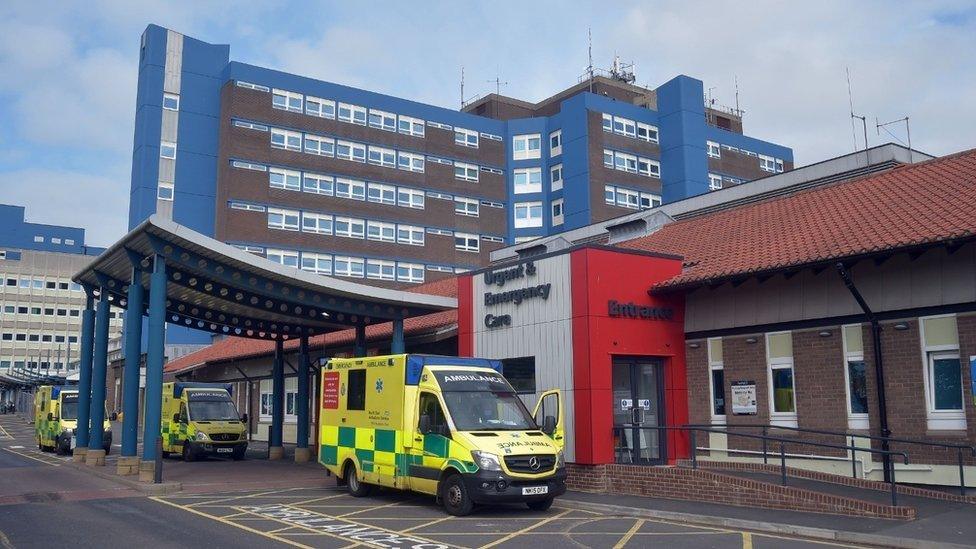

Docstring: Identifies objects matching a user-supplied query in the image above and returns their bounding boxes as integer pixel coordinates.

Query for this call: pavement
[1,414,974,548]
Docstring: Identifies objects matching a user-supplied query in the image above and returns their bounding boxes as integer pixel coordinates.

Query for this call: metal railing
[685,423,976,496]
[613,424,909,506]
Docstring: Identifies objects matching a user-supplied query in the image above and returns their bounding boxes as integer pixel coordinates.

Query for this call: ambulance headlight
[555,450,565,468]
[195,431,210,441]
[62,428,73,437]
[471,450,502,471]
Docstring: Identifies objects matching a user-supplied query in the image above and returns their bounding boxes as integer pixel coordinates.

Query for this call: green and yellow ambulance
[161,382,248,461]
[34,385,113,455]
[318,354,566,516]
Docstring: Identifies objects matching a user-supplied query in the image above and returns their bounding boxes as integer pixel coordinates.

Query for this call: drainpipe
[836,262,892,483]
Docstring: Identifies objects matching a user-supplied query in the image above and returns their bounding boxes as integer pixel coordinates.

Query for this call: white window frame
[919,314,966,430]
[707,337,727,424]
[639,192,662,210]
[160,141,177,159]
[454,162,479,182]
[601,113,613,132]
[367,183,396,205]
[454,128,479,148]
[337,102,366,125]
[454,232,480,253]
[269,167,301,191]
[301,212,333,235]
[841,324,869,430]
[550,164,563,191]
[366,259,396,281]
[398,115,425,137]
[637,157,660,178]
[513,168,542,194]
[266,248,299,268]
[267,208,300,231]
[397,188,425,209]
[336,140,366,163]
[549,130,562,156]
[613,116,636,138]
[334,216,365,239]
[603,149,613,168]
[368,109,397,132]
[304,134,335,157]
[551,198,564,226]
[708,173,723,191]
[396,225,425,246]
[616,188,639,210]
[604,185,616,205]
[335,177,366,200]
[367,145,396,168]
[397,152,425,173]
[333,256,365,278]
[613,151,638,174]
[271,128,302,151]
[512,134,541,160]
[157,182,174,201]
[366,220,396,243]
[454,197,479,217]
[272,89,303,112]
[305,96,335,119]
[514,201,543,228]
[162,92,180,111]
[396,262,425,283]
[301,252,332,275]
[637,122,659,143]
[765,331,798,427]
[707,141,721,158]
[303,173,333,196]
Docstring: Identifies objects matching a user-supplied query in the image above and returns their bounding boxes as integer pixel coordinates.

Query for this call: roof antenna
[847,67,868,152]
[587,27,594,93]
[876,116,913,164]
[487,65,508,96]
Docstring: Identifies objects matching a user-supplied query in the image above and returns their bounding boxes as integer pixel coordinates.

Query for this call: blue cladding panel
[658,75,709,202]
[560,95,594,230]
[129,26,168,230]
[0,204,94,255]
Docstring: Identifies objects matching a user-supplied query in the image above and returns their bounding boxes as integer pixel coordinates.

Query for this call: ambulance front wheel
[345,462,372,497]
[441,474,474,516]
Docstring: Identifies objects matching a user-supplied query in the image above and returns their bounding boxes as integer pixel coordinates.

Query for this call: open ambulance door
[532,390,564,451]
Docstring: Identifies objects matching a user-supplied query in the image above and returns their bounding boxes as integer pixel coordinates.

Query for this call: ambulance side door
[406,391,450,495]
[532,390,564,451]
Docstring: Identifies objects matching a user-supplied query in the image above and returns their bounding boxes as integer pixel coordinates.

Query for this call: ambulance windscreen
[434,371,537,431]
[60,393,79,420]
[187,391,240,421]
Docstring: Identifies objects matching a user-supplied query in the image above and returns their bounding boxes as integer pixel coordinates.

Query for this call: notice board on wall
[731,380,757,415]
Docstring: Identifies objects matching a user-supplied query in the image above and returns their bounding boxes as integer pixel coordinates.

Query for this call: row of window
[0,304,105,318]
[29,235,77,246]
[601,113,659,143]
[0,360,73,371]
[258,84,505,147]
[235,243,469,277]
[603,149,661,178]
[3,277,83,292]
[706,140,786,173]
[604,185,663,211]
[708,173,745,191]
[706,315,968,431]
[1,333,80,343]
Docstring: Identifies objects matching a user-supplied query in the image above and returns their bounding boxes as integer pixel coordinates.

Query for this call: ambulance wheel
[232,448,246,461]
[345,463,372,497]
[526,497,554,511]
[182,443,195,462]
[161,451,171,458]
[441,474,474,516]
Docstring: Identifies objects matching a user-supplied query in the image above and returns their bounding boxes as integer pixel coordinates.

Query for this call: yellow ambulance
[34,385,113,455]
[160,382,248,461]
[318,354,566,516]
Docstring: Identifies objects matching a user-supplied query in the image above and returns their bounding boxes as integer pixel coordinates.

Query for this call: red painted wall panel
[457,274,474,358]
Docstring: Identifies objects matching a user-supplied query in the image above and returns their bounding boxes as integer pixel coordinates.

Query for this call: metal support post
[354,325,366,357]
[295,335,310,462]
[141,255,166,462]
[121,265,144,457]
[75,290,96,451]
[87,288,111,454]
[270,339,284,459]
[780,443,787,486]
[391,318,404,354]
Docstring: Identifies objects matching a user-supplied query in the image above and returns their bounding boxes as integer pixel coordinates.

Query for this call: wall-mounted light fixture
[818,330,832,338]
[894,322,909,331]
[688,342,700,349]
[745,337,758,344]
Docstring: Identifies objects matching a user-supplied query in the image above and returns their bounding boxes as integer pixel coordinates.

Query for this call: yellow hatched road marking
[2,447,60,466]
[182,487,308,507]
[400,515,453,532]
[478,509,571,548]
[290,493,349,506]
[278,503,465,549]
[336,497,415,517]
[149,496,313,549]
[0,423,13,440]
[613,519,643,549]
[742,531,753,549]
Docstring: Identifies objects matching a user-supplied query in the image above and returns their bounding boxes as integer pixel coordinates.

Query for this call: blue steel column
[295,335,310,462]
[270,339,285,459]
[121,266,144,458]
[73,289,96,459]
[141,255,166,462]
[354,325,366,357]
[391,319,405,354]
[87,288,111,458]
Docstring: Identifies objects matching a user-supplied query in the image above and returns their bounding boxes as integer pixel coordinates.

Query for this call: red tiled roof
[621,148,976,290]
[164,278,458,374]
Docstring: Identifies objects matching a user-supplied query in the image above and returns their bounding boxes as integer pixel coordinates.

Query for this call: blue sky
[1,1,974,246]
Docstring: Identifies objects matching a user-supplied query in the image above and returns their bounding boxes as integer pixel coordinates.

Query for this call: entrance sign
[607,300,674,320]
[731,380,757,415]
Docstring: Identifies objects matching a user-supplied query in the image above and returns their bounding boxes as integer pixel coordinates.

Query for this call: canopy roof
[72,215,457,341]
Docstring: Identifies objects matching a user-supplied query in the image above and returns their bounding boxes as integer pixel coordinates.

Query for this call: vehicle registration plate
[216,447,233,453]
[522,486,548,496]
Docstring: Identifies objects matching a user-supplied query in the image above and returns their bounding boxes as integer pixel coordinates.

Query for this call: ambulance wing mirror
[240,413,248,424]
[418,415,431,435]
[173,413,181,423]
[47,412,53,421]
[110,412,118,421]
[542,415,557,436]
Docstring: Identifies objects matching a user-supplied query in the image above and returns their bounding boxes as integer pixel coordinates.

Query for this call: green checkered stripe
[319,426,477,475]
[161,421,189,446]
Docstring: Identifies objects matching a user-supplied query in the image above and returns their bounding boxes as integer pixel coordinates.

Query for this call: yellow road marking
[336,498,415,518]
[612,518,644,549]
[149,496,313,549]
[230,506,398,549]
[279,503,464,549]
[751,532,867,548]
[0,424,13,440]
[290,493,349,506]
[0,527,14,549]
[2,447,60,466]
[478,509,571,548]
[401,514,453,532]
[182,487,307,507]
[743,531,753,549]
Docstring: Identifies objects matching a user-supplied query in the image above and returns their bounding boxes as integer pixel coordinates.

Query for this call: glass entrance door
[612,358,665,465]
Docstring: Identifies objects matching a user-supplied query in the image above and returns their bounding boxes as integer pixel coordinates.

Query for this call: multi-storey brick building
[129,25,792,343]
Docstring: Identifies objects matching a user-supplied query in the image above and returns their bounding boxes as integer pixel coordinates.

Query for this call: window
[64,240,75,246]
[160,141,176,159]
[708,173,723,191]
[760,154,783,173]
[304,134,335,157]
[549,130,562,156]
[842,324,869,430]
[305,96,335,119]
[230,202,265,212]
[271,128,302,151]
[269,168,301,191]
[613,116,637,138]
[347,369,366,410]
[454,162,479,182]
[616,188,639,209]
[551,198,564,226]
[603,149,613,168]
[637,122,659,143]
[397,188,424,209]
[157,182,174,200]
[337,102,366,125]
[708,338,726,421]
[614,151,638,173]
[766,331,797,427]
[418,392,447,433]
[920,315,965,429]
[335,178,366,200]
[367,221,396,242]
[707,141,721,158]
[366,259,396,281]
[396,263,424,283]
[602,113,613,132]
[334,217,365,239]
[501,357,536,394]
[397,225,425,246]
[301,252,332,275]
[513,134,541,160]
[455,127,479,148]
[367,146,396,168]
[454,232,480,252]
[639,192,662,209]
[303,173,333,195]
[550,164,563,191]
[162,93,179,111]
[232,160,267,171]
[397,152,425,173]
[454,197,479,217]
[637,157,660,178]
[266,249,299,268]
[398,115,425,137]
[272,89,303,112]
[514,201,543,228]
[335,140,366,162]
[267,208,300,231]
[334,256,365,278]
[604,185,616,205]
[233,120,269,132]
[302,212,333,235]
[368,109,396,131]
[513,168,542,194]
[367,183,396,205]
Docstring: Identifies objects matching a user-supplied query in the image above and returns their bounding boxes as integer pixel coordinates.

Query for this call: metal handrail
[685,423,976,496]
[613,424,909,506]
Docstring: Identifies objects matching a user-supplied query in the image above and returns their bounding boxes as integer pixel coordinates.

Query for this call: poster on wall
[731,380,757,415]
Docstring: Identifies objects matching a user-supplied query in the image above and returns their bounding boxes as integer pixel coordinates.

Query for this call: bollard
[268,425,273,460]
[850,436,857,479]
[154,436,163,484]
[958,448,967,497]
[690,430,697,469]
